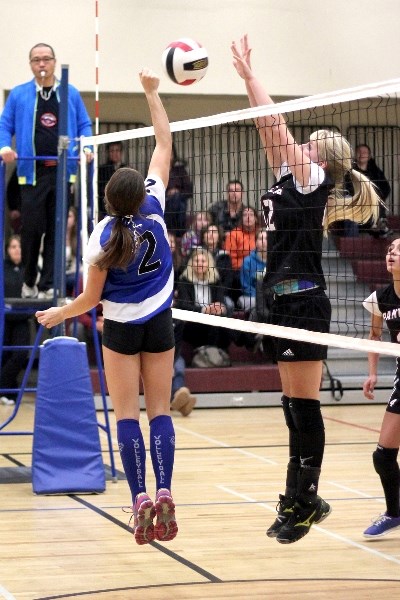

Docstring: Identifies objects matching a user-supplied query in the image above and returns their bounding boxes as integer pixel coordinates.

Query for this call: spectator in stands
[6,167,22,234]
[354,144,391,238]
[176,247,231,353]
[362,237,400,539]
[238,228,268,312]
[164,146,193,238]
[167,231,184,279]
[224,205,259,271]
[76,300,104,364]
[209,179,244,232]
[65,206,80,296]
[224,205,259,303]
[180,210,211,257]
[170,320,197,417]
[167,232,196,417]
[231,34,380,544]
[0,42,93,300]
[98,141,127,219]
[201,223,235,315]
[0,235,31,406]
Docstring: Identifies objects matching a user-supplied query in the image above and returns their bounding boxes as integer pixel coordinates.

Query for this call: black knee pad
[373,446,399,478]
[290,397,324,434]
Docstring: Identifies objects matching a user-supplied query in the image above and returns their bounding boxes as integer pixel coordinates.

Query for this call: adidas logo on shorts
[282,348,295,357]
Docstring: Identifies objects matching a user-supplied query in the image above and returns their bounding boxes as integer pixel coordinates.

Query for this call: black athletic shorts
[386,358,400,414]
[102,308,175,355]
[267,287,331,362]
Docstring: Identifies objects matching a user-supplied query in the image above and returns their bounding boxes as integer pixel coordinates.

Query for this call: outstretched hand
[139,67,160,94]
[231,34,253,80]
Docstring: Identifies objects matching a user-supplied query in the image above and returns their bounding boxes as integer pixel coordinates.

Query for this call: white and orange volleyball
[162,38,208,86]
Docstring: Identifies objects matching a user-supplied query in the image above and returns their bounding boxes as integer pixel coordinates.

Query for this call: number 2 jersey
[84,174,173,324]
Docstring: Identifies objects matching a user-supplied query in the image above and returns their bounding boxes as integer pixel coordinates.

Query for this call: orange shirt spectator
[223,206,259,270]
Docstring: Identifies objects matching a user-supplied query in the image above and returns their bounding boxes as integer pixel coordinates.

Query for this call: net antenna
[80,76,400,356]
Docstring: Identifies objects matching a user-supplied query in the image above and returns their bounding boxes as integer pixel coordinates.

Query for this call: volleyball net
[80,77,400,359]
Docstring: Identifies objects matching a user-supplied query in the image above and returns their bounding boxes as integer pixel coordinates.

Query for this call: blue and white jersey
[84,174,173,324]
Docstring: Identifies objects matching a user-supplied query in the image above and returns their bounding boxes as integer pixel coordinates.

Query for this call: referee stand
[0,65,116,491]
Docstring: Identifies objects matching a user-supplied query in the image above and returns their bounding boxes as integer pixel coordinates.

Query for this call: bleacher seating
[334,236,391,260]
[334,233,393,291]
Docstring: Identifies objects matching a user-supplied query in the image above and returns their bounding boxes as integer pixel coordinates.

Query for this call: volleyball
[162,38,208,86]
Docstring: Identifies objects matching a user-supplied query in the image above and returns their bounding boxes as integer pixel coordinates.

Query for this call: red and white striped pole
[94,0,100,135]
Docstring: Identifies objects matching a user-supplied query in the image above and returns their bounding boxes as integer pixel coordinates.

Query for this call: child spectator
[181,210,211,257]
[238,228,268,313]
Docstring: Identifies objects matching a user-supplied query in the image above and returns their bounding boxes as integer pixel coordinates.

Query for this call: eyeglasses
[30,56,55,64]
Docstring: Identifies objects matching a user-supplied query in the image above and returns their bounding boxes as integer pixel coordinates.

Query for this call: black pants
[20,168,57,290]
[0,319,31,400]
[182,320,231,350]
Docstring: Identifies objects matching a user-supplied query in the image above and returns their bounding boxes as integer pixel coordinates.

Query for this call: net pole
[54,64,69,321]
[92,0,100,225]
[94,0,100,137]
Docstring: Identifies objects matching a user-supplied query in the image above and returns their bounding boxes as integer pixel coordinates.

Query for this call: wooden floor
[1,398,400,600]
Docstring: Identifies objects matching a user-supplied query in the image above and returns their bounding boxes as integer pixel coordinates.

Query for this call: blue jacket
[240,249,266,297]
[0,79,92,184]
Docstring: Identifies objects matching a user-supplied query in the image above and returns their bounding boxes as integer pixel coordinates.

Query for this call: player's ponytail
[96,168,145,270]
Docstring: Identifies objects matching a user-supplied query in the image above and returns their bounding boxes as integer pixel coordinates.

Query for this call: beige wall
[1,0,400,122]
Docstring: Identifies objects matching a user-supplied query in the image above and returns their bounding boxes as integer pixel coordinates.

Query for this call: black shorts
[267,288,331,362]
[102,308,175,355]
[386,358,400,414]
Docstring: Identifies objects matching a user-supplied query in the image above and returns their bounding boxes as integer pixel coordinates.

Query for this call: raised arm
[140,68,172,188]
[231,34,311,186]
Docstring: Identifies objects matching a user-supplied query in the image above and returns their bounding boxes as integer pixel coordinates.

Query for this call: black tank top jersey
[376,284,400,344]
[261,171,332,289]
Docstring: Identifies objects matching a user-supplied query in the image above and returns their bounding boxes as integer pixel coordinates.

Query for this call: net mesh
[80,78,400,359]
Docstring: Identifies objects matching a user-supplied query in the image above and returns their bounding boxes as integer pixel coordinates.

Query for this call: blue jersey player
[36,68,178,546]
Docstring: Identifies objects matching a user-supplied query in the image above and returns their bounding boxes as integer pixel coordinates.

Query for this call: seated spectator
[201,223,235,315]
[165,147,193,238]
[353,144,391,238]
[0,235,31,405]
[68,276,103,363]
[170,320,196,417]
[209,179,244,232]
[181,210,212,257]
[98,141,127,219]
[77,305,104,365]
[224,205,259,302]
[6,167,22,234]
[168,231,184,280]
[224,206,259,271]
[176,248,231,353]
[65,206,81,296]
[167,232,196,416]
[238,228,268,313]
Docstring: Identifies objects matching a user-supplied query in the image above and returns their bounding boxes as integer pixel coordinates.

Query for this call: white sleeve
[363,291,382,316]
[145,173,166,211]
[293,162,326,195]
[83,222,107,266]
[277,163,290,179]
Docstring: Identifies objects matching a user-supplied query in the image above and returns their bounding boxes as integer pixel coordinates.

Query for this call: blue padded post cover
[32,337,105,494]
